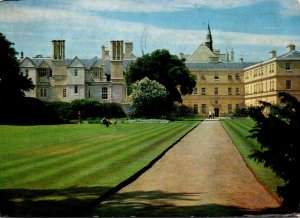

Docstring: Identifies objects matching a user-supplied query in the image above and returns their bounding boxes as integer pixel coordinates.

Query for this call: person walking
[212,110,215,119]
[209,110,212,119]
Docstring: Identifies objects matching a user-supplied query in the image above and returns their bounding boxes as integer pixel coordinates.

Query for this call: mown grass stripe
[2,123,183,188]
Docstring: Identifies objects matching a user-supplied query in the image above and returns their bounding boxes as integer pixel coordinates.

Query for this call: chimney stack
[240,55,244,63]
[52,40,65,61]
[124,42,133,58]
[111,40,124,61]
[231,48,234,62]
[269,50,277,59]
[287,44,296,52]
[101,45,106,63]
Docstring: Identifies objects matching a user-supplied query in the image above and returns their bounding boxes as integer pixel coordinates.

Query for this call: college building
[19,25,300,117]
[20,40,136,103]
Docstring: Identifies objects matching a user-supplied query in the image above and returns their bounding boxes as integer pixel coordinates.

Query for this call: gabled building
[19,40,136,103]
[182,24,257,117]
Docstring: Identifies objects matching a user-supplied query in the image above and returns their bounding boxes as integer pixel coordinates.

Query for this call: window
[228,87,232,95]
[228,74,232,80]
[286,80,292,90]
[93,68,101,77]
[214,74,219,80]
[201,104,206,113]
[193,87,198,95]
[25,69,29,77]
[286,63,291,71]
[38,68,48,77]
[193,104,198,114]
[201,87,206,95]
[214,100,219,105]
[236,88,240,95]
[74,86,78,94]
[40,88,47,98]
[228,104,232,113]
[235,73,240,80]
[201,74,206,80]
[102,87,108,100]
[63,89,67,98]
[214,87,218,95]
[74,69,78,77]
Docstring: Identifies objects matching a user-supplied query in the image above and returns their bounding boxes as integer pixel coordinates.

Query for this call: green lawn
[0,121,199,216]
[221,119,284,199]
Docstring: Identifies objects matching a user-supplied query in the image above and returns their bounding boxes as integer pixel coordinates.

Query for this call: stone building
[19,40,136,103]
[182,24,256,117]
[244,44,300,106]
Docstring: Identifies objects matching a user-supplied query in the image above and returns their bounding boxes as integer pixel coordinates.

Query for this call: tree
[129,77,169,118]
[248,92,300,211]
[0,33,34,100]
[126,49,196,103]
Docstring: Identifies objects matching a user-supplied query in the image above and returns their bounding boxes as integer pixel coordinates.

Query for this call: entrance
[214,108,219,117]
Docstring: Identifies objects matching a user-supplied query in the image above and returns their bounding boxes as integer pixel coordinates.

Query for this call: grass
[0,121,199,216]
[221,118,284,199]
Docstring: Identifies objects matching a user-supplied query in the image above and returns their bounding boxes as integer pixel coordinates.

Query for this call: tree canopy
[126,49,196,103]
[248,92,300,211]
[0,33,34,100]
[129,77,170,118]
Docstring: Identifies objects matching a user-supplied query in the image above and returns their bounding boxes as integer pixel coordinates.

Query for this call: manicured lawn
[221,118,284,199]
[0,121,199,216]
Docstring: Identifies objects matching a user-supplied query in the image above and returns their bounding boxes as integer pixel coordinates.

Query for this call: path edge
[219,120,282,206]
[89,121,201,209]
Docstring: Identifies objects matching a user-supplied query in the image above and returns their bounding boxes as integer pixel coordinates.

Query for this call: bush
[0,97,60,125]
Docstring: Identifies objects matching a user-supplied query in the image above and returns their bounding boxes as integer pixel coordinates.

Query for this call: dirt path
[96,120,280,216]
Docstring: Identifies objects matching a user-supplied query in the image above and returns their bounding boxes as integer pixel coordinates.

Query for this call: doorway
[214,108,219,117]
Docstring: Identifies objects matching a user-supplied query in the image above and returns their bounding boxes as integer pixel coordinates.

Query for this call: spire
[205,23,213,51]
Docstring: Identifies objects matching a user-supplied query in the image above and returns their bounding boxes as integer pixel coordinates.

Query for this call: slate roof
[185,62,257,70]
[276,50,300,59]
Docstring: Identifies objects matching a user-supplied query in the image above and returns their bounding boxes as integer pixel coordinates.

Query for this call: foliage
[126,49,196,103]
[166,104,195,120]
[0,33,34,100]
[233,107,249,118]
[129,77,170,118]
[0,97,60,125]
[247,92,300,211]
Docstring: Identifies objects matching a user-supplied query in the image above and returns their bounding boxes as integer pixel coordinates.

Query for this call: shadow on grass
[0,186,110,217]
[1,188,283,217]
[95,190,282,217]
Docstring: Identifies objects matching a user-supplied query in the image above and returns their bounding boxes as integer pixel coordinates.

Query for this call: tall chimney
[287,44,296,52]
[52,40,65,61]
[231,48,234,62]
[124,42,133,58]
[101,45,106,63]
[111,40,124,61]
[240,55,244,63]
[269,50,277,59]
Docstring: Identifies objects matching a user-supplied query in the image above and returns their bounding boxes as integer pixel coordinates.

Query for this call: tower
[205,23,213,52]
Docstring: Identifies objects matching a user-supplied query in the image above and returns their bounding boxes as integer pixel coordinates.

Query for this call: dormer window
[74,69,78,77]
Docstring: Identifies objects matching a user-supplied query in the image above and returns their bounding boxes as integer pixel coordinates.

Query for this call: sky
[0,0,300,62]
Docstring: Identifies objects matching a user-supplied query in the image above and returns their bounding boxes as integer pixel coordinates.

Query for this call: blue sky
[1,0,300,62]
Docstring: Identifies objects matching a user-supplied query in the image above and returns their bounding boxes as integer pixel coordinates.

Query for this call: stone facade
[20,40,136,103]
[244,44,300,106]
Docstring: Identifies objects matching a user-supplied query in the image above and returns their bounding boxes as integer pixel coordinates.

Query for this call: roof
[185,62,257,70]
[276,50,300,60]
[186,43,217,63]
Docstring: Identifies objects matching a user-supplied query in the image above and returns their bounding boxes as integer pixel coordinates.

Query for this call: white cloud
[275,0,300,16]
[73,0,266,13]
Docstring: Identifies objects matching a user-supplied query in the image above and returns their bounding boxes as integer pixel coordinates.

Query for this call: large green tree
[248,92,300,211]
[126,49,196,103]
[0,33,34,100]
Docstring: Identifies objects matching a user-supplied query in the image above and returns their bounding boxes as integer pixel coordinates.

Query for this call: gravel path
[96,120,281,216]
